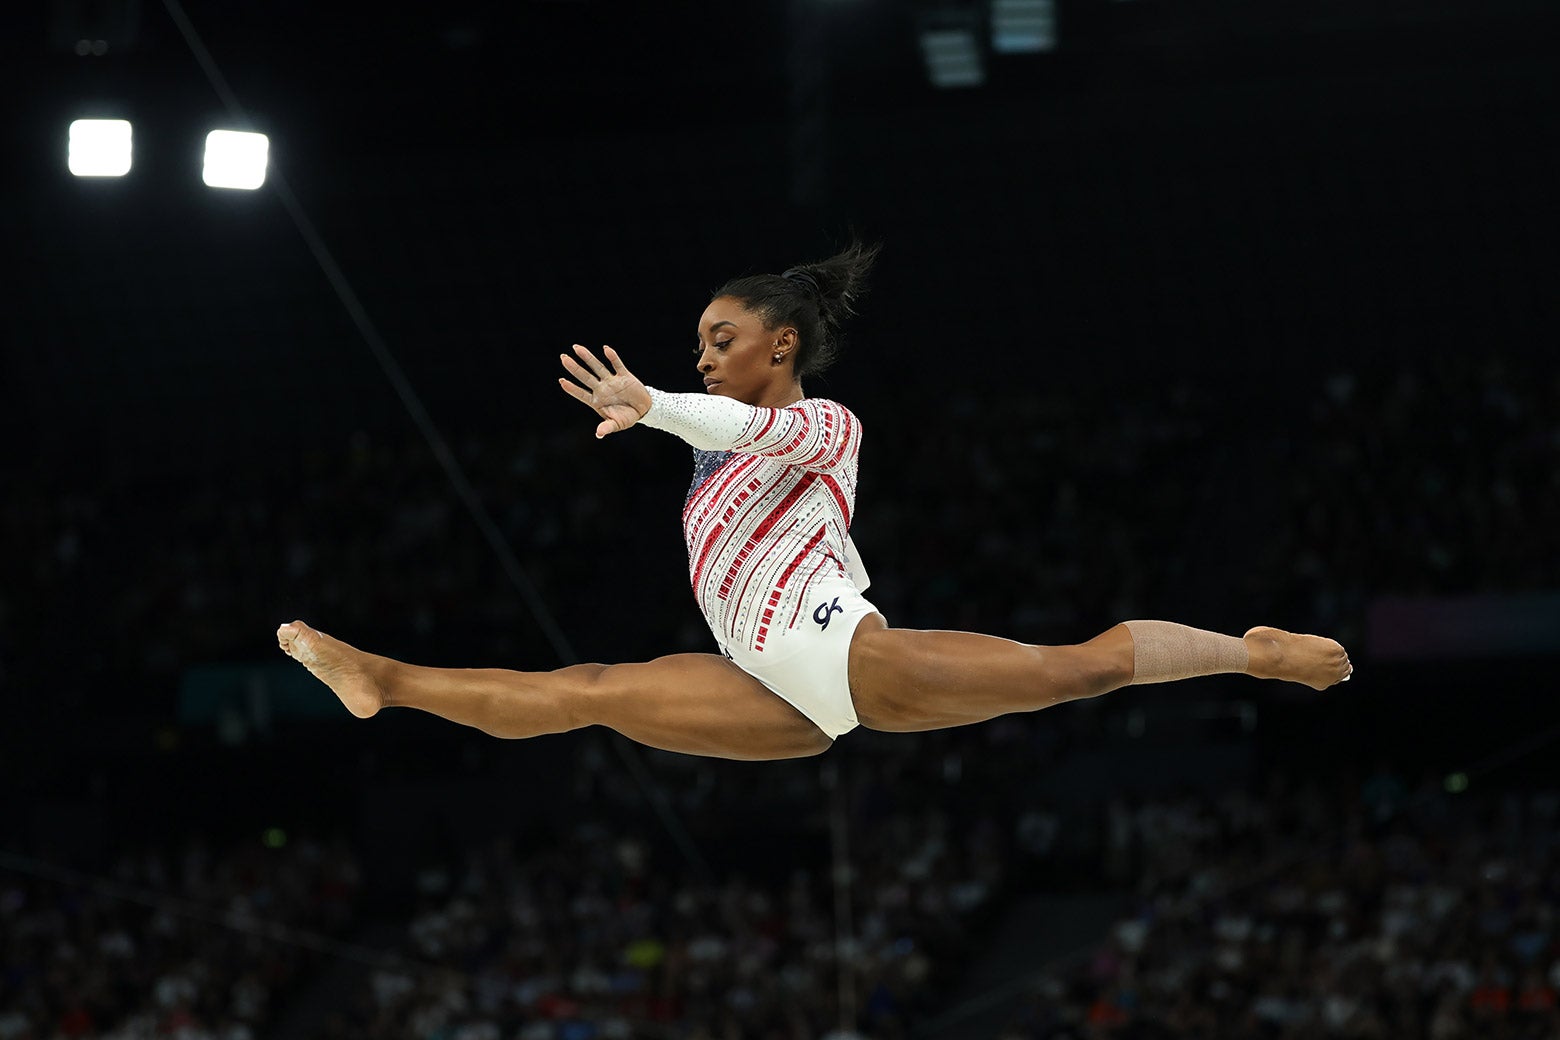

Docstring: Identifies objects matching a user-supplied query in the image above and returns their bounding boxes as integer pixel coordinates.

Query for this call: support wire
[158,0,711,885]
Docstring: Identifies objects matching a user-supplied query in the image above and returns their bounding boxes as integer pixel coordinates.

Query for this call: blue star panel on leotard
[687,448,733,505]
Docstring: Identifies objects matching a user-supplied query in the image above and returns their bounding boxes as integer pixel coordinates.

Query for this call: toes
[277,621,310,658]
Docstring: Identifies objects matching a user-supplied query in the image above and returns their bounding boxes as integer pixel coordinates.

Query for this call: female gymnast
[277,240,1352,761]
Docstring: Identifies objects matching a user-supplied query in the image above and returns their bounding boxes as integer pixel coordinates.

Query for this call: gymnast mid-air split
[276,240,1352,762]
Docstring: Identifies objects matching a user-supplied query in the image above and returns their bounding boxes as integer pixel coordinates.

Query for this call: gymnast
[277,240,1352,761]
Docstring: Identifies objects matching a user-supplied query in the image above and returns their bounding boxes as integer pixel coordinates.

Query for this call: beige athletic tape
[1124,619,1249,684]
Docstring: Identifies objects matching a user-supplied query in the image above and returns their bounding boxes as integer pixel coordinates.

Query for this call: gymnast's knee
[1060,638,1134,700]
[547,661,614,731]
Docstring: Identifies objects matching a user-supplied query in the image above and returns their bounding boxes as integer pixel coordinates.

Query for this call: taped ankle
[1124,620,1249,684]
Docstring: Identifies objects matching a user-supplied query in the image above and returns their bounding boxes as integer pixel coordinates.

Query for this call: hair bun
[781,269,822,298]
[710,237,881,379]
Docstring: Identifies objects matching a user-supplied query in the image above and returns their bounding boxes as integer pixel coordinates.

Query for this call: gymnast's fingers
[603,344,629,374]
[560,353,599,389]
[558,376,596,409]
[573,343,611,380]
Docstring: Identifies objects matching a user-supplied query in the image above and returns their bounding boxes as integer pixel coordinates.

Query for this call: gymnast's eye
[715,340,732,350]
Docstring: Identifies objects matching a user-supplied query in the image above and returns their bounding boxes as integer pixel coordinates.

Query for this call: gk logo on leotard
[813,597,844,631]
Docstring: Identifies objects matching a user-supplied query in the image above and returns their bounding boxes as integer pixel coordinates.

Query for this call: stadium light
[919,21,984,88]
[991,0,1057,53]
[68,119,133,177]
[202,130,269,190]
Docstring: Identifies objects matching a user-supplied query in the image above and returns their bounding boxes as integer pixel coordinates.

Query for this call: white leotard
[639,387,870,655]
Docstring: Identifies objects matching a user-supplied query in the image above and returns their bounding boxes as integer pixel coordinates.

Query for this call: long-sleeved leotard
[639,387,869,657]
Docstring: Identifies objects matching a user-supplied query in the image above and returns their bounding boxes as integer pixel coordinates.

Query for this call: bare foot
[1243,626,1353,691]
[276,620,387,718]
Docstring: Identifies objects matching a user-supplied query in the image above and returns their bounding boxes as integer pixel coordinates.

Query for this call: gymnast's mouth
[703,379,722,391]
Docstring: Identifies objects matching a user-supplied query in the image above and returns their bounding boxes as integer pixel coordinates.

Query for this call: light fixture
[991,0,1057,54]
[202,130,269,190]
[68,119,133,177]
[919,16,984,89]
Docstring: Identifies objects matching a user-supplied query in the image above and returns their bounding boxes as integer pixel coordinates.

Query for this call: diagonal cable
[158,0,711,884]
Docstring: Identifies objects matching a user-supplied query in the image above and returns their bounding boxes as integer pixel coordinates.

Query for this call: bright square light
[202,130,269,190]
[68,119,133,177]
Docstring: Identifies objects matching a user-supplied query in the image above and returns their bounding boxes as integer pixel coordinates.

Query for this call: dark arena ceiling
[4,0,1557,472]
[11,0,1559,153]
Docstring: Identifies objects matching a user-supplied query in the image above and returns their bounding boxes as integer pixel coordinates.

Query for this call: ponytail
[712,237,882,378]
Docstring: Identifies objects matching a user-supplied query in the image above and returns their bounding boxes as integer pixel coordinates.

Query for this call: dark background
[2,0,1559,1034]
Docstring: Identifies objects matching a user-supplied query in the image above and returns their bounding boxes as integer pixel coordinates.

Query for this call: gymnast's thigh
[583,652,834,761]
[847,615,1103,733]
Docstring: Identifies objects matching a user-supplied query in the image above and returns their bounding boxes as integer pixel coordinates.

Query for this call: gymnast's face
[693,296,801,408]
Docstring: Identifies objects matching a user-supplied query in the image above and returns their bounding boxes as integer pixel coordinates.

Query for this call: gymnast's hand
[558,344,652,439]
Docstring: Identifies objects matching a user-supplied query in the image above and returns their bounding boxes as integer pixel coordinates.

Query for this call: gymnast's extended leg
[846,617,1352,733]
[275,621,833,761]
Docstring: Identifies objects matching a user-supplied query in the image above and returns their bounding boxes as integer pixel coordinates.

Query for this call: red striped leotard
[639,387,870,657]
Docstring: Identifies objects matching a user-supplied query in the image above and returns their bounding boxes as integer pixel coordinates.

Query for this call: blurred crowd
[8,745,1558,1039]
[5,348,1556,719]
[1255,352,1559,630]
[0,835,361,1040]
[1000,771,1560,1040]
[317,793,1000,1040]
[2,341,1556,1039]
[1,739,1011,1040]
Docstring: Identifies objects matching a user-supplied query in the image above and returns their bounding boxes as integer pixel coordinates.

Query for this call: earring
[773,353,783,363]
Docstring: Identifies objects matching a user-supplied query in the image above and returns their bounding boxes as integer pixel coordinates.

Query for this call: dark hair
[712,238,882,378]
